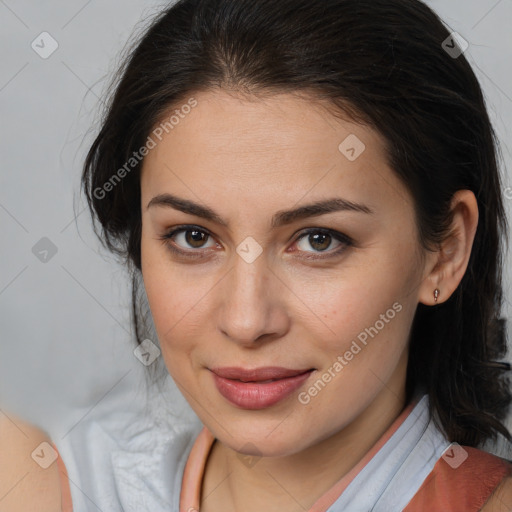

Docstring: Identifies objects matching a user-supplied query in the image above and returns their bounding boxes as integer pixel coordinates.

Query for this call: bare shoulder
[481,475,512,511]
[0,411,62,512]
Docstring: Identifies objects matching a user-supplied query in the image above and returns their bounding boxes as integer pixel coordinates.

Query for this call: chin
[216,419,319,458]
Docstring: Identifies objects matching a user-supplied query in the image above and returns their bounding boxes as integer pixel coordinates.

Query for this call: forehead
[140,89,406,214]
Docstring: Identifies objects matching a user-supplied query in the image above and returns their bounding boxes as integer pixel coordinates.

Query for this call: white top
[54,372,203,511]
[53,374,469,511]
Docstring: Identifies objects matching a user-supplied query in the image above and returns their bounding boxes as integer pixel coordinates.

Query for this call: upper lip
[210,366,314,382]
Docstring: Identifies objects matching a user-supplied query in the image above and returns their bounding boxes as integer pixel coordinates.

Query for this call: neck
[200,378,411,512]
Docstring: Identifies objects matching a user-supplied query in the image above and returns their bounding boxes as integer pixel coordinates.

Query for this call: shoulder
[481,475,512,511]
[404,445,512,512]
[0,412,62,512]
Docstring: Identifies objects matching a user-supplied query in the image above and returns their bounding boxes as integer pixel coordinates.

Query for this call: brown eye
[158,225,353,261]
[158,226,217,257]
[183,229,210,248]
[294,229,352,258]
[305,232,332,252]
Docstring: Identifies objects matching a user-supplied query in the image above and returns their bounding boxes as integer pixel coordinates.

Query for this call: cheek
[142,266,202,383]
[141,225,418,363]
[141,240,216,363]
[144,269,201,345]
[314,291,407,370]
[141,238,188,344]
[309,269,399,331]
[306,251,417,365]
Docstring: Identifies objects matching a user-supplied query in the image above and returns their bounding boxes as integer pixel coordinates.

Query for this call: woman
[5,0,512,510]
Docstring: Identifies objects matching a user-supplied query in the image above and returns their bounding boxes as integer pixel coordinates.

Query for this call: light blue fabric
[327,393,451,511]
[55,373,203,512]
[55,378,449,512]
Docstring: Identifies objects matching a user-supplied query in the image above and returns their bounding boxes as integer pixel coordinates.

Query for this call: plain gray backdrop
[1,0,512,446]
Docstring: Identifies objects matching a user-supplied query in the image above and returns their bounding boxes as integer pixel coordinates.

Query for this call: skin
[482,477,512,511]
[140,89,479,511]
[0,413,63,512]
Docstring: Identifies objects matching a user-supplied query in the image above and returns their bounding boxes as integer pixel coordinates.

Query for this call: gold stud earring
[434,288,439,303]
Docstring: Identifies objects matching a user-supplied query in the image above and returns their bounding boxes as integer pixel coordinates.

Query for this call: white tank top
[53,374,502,511]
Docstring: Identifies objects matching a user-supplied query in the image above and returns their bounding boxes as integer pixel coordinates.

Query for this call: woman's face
[140,89,430,456]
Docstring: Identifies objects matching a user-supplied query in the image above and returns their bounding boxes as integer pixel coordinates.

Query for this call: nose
[216,250,290,347]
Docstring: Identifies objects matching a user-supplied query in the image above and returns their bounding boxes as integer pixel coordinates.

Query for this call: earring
[434,289,439,303]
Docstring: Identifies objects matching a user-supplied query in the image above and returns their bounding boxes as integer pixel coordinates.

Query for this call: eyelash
[156,224,353,261]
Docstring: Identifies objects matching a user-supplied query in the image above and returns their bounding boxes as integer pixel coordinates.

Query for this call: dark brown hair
[81,0,512,448]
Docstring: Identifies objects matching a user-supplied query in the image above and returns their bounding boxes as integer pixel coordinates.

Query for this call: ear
[418,189,479,306]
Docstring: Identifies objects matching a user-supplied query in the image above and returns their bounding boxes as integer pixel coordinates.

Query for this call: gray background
[1,0,512,445]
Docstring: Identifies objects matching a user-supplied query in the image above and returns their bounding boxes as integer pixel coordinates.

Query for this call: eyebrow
[146,193,374,229]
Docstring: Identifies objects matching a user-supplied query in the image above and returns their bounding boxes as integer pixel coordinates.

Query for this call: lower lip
[211,370,314,410]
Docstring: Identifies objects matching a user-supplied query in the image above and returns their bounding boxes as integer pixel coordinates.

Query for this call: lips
[211,366,313,381]
[210,366,315,409]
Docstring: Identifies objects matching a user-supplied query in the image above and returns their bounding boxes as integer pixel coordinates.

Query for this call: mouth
[209,366,315,409]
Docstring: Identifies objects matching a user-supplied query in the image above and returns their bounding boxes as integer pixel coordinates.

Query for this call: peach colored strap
[179,396,419,512]
[403,446,512,512]
[179,428,216,512]
[309,396,419,511]
[51,442,73,512]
